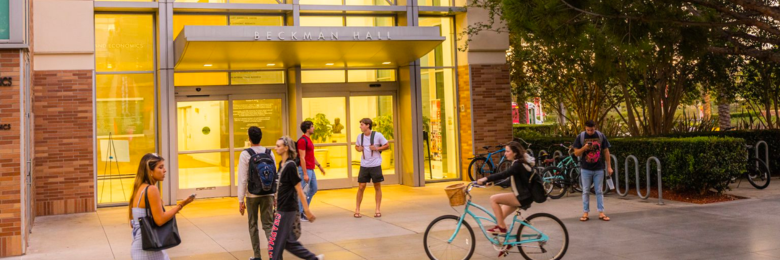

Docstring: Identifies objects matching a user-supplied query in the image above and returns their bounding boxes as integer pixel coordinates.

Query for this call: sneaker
[301,215,309,222]
[487,226,507,235]
[316,254,324,260]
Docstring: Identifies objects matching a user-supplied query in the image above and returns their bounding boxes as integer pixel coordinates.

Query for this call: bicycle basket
[445,183,467,206]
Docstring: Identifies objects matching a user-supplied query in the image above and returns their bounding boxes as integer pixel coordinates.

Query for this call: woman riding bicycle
[477,141,535,235]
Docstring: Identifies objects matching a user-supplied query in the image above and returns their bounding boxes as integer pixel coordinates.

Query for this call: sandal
[580,216,590,222]
[374,213,382,218]
[599,214,610,221]
[353,213,362,218]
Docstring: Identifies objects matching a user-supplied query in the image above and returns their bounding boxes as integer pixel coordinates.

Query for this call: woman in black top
[477,141,535,235]
[268,136,323,260]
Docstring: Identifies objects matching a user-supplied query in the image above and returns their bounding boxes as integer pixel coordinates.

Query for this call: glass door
[176,94,286,199]
[349,95,397,185]
[301,97,352,188]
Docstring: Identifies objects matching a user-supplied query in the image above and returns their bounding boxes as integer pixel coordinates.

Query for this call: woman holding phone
[128,153,195,260]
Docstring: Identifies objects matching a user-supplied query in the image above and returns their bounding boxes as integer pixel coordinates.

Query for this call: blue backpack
[246,148,277,196]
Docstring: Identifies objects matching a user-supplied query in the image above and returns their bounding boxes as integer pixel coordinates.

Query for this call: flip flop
[580,216,589,222]
[599,215,610,221]
[353,213,362,218]
[374,213,382,218]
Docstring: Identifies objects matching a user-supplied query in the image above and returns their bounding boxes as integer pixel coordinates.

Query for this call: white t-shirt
[237,146,277,203]
[356,131,388,168]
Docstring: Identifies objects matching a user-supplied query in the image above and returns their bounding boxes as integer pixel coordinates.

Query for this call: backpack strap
[264,148,272,155]
[370,131,376,156]
[596,130,604,146]
[246,148,256,156]
[579,131,586,147]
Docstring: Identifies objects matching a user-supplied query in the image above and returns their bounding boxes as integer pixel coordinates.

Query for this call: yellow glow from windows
[346,16,394,27]
[301,70,346,83]
[173,15,227,39]
[231,71,285,85]
[419,17,455,67]
[300,16,344,26]
[229,15,284,26]
[419,0,452,6]
[345,0,391,5]
[347,70,396,82]
[95,14,155,72]
[174,72,229,86]
[421,68,459,180]
[230,0,283,3]
[176,0,226,2]
[299,0,341,4]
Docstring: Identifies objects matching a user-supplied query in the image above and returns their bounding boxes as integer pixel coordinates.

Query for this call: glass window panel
[96,74,156,204]
[230,0,283,3]
[299,0,341,4]
[178,152,231,189]
[419,17,454,67]
[346,16,394,27]
[97,0,153,2]
[301,70,346,83]
[352,143,395,176]
[176,0,226,2]
[345,0,391,5]
[174,72,229,86]
[173,15,227,39]
[177,100,230,151]
[313,146,349,180]
[349,96,394,141]
[348,70,396,82]
[419,0,451,6]
[229,15,284,26]
[231,71,285,85]
[95,14,155,72]
[299,16,343,27]
[421,68,459,180]
[302,97,348,144]
[0,0,7,40]
[233,99,284,148]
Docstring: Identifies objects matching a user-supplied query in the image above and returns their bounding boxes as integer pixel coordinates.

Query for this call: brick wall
[0,50,23,257]
[468,64,513,169]
[457,65,474,180]
[32,70,94,216]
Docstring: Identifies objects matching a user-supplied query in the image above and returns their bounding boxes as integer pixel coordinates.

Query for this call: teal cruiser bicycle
[423,182,569,260]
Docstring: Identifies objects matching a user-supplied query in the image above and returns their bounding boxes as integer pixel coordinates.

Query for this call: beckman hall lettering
[254,30,392,41]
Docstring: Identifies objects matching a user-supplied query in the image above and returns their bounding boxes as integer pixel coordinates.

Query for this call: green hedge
[517,136,746,194]
[513,124,557,137]
[660,130,779,175]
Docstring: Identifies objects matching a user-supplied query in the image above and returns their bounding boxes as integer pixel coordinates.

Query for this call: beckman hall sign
[173,26,445,70]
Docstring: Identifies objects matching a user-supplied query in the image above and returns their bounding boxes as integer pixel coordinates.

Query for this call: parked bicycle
[468,145,510,181]
[540,143,584,199]
[733,143,771,189]
[424,182,569,260]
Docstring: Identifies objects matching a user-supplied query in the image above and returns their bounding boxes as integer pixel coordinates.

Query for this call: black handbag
[139,186,182,251]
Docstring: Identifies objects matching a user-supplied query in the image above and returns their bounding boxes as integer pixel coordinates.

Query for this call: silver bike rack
[619,155,639,197]
[553,150,564,159]
[756,140,769,170]
[537,150,547,165]
[647,157,663,205]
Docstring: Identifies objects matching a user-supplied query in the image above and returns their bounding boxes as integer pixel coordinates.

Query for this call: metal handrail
[647,157,664,205]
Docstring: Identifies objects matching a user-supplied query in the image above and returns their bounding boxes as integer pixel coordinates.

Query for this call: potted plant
[305,113,333,143]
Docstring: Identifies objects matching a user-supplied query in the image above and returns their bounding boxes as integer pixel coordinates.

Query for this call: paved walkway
[17,181,780,260]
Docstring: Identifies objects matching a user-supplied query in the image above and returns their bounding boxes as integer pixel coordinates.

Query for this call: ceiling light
[267,63,276,66]
[326,63,334,66]
[382,62,391,65]
[203,64,212,67]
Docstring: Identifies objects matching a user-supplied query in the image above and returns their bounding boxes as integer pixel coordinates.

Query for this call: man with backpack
[572,120,613,222]
[297,121,326,222]
[238,126,277,260]
[353,118,389,218]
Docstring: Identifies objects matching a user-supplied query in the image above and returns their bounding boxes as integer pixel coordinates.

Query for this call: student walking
[297,121,326,221]
[353,118,389,218]
[269,136,324,260]
[572,120,613,222]
[129,153,195,260]
[238,126,277,260]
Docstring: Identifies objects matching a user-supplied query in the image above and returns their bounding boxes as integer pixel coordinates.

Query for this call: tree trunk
[702,92,712,119]
[718,93,731,130]
[516,92,528,124]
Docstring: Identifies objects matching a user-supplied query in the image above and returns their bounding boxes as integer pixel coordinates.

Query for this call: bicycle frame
[481,148,507,174]
[448,200,549,247]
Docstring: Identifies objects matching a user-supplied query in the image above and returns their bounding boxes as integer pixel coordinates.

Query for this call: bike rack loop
[609,154,618,194]
[647,157,664,205]
[756,141,769,171]
[621,155,639,197]
[537,150,547,164]
[553,150,564,159]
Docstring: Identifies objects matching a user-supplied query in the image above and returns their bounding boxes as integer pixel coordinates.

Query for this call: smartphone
[189,193,197,199]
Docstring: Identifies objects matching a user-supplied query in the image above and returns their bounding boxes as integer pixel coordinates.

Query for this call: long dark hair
[505,141,527,162]
[128,153,164,220]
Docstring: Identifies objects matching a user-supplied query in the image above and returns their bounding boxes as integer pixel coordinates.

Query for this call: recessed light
[382,62,391,65]
[326,63,334,66]
[203,64,212,67]
[267,63,276,66]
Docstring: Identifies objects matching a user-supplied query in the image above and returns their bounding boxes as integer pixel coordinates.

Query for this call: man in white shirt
[353,118,389,218]
[238,126,277,260]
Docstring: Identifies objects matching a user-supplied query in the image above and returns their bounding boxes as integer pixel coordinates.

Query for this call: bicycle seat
[496,145,504,149]
[483,146,491,150]
[544,158,556,164]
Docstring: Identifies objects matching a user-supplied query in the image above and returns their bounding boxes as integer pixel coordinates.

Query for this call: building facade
[0,0,512,256]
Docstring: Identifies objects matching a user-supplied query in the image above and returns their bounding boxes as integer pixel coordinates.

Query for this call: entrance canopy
[174,26,445,70]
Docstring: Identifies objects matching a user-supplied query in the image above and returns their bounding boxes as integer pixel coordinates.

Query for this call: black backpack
[358,131,381,159]
[246,148,277,196]
[528,171,547,203]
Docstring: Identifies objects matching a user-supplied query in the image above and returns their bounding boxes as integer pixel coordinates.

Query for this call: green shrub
[517,136,746,194]
[513,124,557,137]
[660,130,780,175]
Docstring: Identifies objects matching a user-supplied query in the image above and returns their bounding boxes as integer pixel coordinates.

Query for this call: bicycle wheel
[746,158,771,189]
[497,160,512,173]
[423,215,476,260]
[541,167,566,199]
[517,213,569,260]
[568,167,583,193]
[468,158,491,181]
